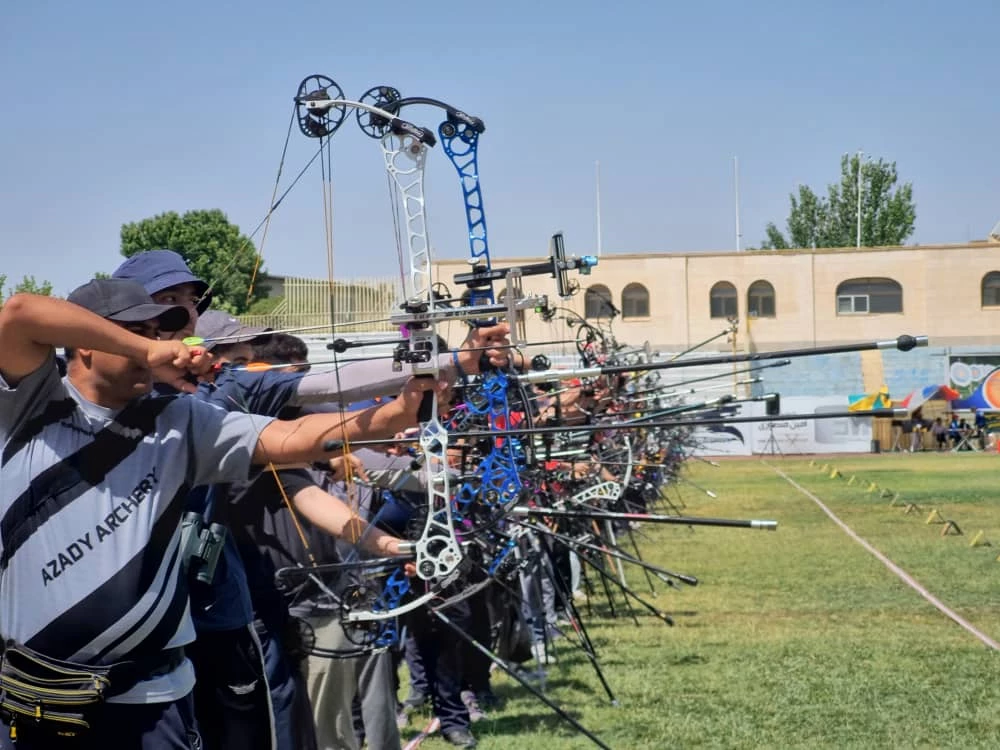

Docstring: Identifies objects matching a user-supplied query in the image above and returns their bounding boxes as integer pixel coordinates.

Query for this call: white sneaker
[531,641,555,665]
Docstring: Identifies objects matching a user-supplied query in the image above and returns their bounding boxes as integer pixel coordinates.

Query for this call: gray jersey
[0,355,271,704]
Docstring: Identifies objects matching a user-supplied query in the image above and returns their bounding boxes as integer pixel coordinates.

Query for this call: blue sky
[2,1,998,295]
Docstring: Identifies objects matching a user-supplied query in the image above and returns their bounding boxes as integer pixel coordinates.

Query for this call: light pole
[856,150,863,248]
[595,160,603,258]
[734,156,742,251]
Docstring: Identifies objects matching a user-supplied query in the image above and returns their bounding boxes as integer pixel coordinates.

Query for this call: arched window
[836,277,902,314]
[982,272,1000,306]
[747,280,776,318]
[584,284,614,319]
[621,283,650,319]
[710,281,738,318]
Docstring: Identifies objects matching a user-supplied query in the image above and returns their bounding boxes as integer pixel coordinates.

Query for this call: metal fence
[239,275,402,333]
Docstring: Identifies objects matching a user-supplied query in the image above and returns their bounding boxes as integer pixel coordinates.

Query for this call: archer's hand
[146,341,212,394]
[145,339,192,371]
[459,322,511,373]
[388,376,449,426]
[328,454,368,483]
[146,340,193,393]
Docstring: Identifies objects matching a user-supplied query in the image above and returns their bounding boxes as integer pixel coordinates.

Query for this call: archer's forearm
[0,294,150,384]
[292,485,407,556]
[253,401,410,465]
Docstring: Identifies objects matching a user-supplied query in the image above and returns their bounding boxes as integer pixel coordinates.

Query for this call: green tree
[0,274,56,305]
[762,154,916,250]
[120,209,267,314]
[13,276,54,296]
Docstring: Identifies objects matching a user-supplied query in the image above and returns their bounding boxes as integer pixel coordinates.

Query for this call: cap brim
[107,303,191,332]
[195,289,214,315]
[145,270,209,298]
[203,326,272,351]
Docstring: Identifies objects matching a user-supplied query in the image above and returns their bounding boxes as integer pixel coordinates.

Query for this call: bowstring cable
[246,107,298,305]
[318,130,364,546]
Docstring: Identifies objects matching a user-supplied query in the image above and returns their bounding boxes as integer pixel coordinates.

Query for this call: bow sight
[452,231,598,302]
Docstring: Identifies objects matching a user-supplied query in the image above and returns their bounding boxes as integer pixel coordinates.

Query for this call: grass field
[402,453,1000,749]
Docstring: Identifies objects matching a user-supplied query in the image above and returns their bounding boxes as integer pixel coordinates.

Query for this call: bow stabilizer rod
[512,506,777,531]
[518,335,929,384]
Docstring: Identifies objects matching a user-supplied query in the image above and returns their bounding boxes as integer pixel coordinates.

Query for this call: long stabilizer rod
[518,335,929,383]
[512,505,777,531]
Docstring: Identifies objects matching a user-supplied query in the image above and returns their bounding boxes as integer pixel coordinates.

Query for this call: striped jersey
[0,355,271,704]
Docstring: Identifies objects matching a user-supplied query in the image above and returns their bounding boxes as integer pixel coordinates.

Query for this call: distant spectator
[948,414,962,447]
[974,409,989,449]
[931,417,948,451]
[910,408,927,452]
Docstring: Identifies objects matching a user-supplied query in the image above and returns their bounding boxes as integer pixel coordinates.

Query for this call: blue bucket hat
[112,250,212,313]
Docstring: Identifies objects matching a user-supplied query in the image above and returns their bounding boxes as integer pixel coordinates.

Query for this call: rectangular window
[837,295,869,314]
[623,299,649,318]
[749,297,775,317]
[711,298,737,318]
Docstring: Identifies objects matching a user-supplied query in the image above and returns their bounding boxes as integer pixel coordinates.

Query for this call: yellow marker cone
[926,509,946,525]
[969,531,990,548]
[941,520,963,536]
[847,475,856,485]
[829,468,841,479]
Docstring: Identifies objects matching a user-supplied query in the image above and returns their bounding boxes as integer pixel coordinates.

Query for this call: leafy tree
[762,154,916,249]
[120,209,267,314]
[93,271,111,280]
[13,276,54,296]
[0,274,55,305]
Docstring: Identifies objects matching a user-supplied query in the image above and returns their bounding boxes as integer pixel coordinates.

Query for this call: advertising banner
[948,355,1000,410]
[690,402,762,457]
[750,396,872,455]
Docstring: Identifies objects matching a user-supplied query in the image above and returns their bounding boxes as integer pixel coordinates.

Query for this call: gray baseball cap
[195,310,271,350]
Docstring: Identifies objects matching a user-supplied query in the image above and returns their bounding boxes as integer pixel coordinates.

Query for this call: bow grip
[414,374,436,422]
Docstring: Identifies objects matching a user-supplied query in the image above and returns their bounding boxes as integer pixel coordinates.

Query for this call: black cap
[68,278,190,332]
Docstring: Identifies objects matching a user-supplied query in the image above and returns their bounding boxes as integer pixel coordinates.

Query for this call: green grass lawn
[402,453,1000,749]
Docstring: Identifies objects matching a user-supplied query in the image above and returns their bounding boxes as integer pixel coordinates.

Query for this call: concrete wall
[434,241,1000,353]
[432,241,1000,402]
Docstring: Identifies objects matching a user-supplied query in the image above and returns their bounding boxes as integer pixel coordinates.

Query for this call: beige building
[432,241,1000,353]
